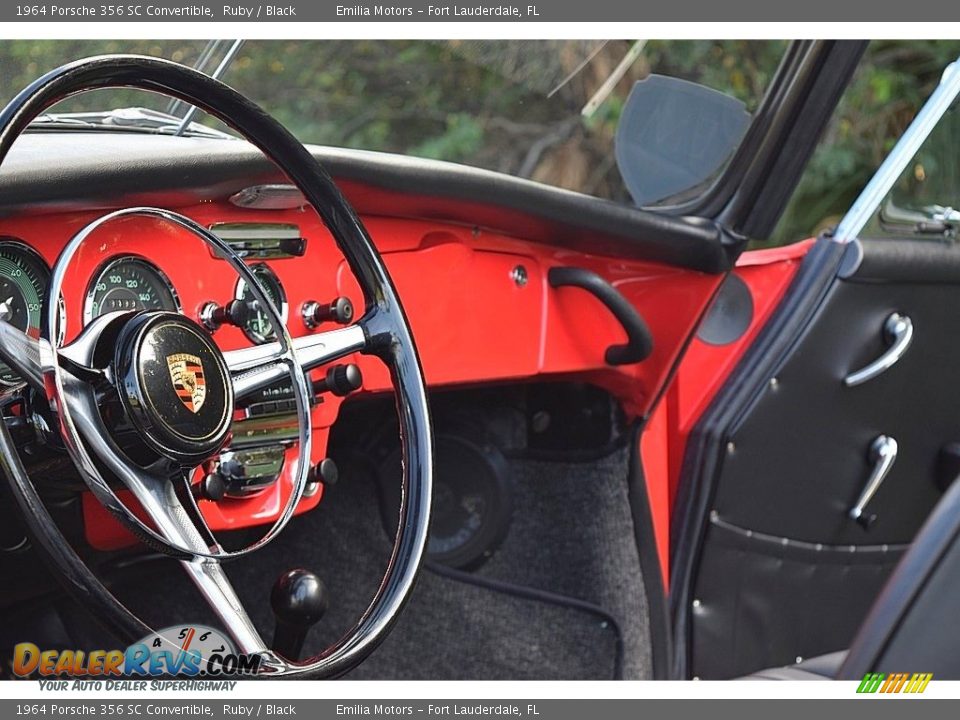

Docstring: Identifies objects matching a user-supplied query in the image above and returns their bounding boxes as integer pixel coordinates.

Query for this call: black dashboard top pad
[0,133,733,274]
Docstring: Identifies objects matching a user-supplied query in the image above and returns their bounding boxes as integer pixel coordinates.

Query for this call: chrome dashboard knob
[302,296,353,328]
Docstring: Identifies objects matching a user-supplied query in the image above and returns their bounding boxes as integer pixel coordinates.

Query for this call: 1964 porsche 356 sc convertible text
[0,39,959,681]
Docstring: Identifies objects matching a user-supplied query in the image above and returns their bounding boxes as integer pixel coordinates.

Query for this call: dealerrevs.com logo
[11,625,263,680]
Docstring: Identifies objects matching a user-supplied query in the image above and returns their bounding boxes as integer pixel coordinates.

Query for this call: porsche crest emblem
[167,353,207,414]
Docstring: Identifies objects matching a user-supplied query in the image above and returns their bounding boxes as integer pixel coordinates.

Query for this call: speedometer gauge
[0,242,54,386]
[84,256,180,323]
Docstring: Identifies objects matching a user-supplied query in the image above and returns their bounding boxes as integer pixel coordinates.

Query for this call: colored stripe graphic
[858,672,931,694]
[857,673,885,693]
[906,673,933,693]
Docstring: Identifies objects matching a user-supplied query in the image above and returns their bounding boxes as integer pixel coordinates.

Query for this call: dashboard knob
[314,363,362,398]
[200,299,260,331]
[302,297,354,328]
[195,472,226,502]
[304,458,338,498]
[312,458,339,487]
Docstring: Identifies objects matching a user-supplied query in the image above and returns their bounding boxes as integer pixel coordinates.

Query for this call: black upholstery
[685,237,960,678]
[838,475,960,679]
[748,471,960,680]
[750,651,847,680]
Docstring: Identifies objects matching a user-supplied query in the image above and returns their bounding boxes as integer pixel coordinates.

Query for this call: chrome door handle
[844,313,913,387]
[848,435,898,529]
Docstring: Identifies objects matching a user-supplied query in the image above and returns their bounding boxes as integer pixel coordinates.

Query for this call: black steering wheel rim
[0,55,434,678]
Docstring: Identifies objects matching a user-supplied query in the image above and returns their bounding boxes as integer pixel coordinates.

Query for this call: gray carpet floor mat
[105,447,653,679]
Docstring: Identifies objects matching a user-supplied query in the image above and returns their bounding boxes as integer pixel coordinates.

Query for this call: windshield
[0,40,786,205]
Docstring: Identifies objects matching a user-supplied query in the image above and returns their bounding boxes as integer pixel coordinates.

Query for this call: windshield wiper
[28,107,235,139]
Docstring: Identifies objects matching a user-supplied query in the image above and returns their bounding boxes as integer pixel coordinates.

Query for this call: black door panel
[692,521,904,680]
[716,279,951,544]
[680,236,960,678]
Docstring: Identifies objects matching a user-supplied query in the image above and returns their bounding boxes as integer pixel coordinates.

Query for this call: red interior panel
[2,202,725,553]
[640,238,814,585]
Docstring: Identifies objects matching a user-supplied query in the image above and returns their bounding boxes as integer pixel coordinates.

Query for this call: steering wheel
[0,55,433,678]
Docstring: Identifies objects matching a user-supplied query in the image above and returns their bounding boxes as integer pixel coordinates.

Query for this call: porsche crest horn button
[167,352,207,414]
[114,312,234,465]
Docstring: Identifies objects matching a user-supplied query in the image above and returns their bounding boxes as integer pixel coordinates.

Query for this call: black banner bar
[1,698,959,720]
[0,0,957,22]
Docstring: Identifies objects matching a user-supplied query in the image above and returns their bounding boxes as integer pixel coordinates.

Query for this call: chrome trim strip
[710,513,908,553]
[226,323,367,398]
[209,222,306,259]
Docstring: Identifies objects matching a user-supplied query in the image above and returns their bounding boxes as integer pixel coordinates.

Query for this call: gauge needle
[175,627,196,670]
[180,627,196,654]
[0,297,14,323]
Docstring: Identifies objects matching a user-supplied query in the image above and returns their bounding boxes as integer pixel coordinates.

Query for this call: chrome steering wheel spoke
[62,373,272,655]
[61,373,216,557]
[226,322,368,398]
[182,560,272,657]
[0,312,129,395]
[0,316,44,392]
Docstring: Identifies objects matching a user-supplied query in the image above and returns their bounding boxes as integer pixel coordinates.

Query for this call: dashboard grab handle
[548,266,653,366]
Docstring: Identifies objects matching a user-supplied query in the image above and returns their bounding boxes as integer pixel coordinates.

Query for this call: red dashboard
[0,200,725,552]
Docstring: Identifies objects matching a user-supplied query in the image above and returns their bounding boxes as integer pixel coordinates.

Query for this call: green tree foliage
[0,40,956,246]
[771,40,960,245]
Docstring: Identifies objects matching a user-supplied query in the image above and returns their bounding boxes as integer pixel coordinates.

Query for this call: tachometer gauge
[84,256,180,323]
[234,263,287,344]
[0,242,56,386]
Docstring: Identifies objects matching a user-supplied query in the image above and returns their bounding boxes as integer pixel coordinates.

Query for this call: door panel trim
[668,235,849,678]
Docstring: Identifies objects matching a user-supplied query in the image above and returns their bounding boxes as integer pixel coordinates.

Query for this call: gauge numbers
[0,242,51,386]
[84,256,180,322]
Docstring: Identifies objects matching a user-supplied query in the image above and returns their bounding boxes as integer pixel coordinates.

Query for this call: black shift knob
[270,569,328,660]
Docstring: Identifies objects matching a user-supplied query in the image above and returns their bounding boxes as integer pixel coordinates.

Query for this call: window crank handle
[848,434,898,529]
